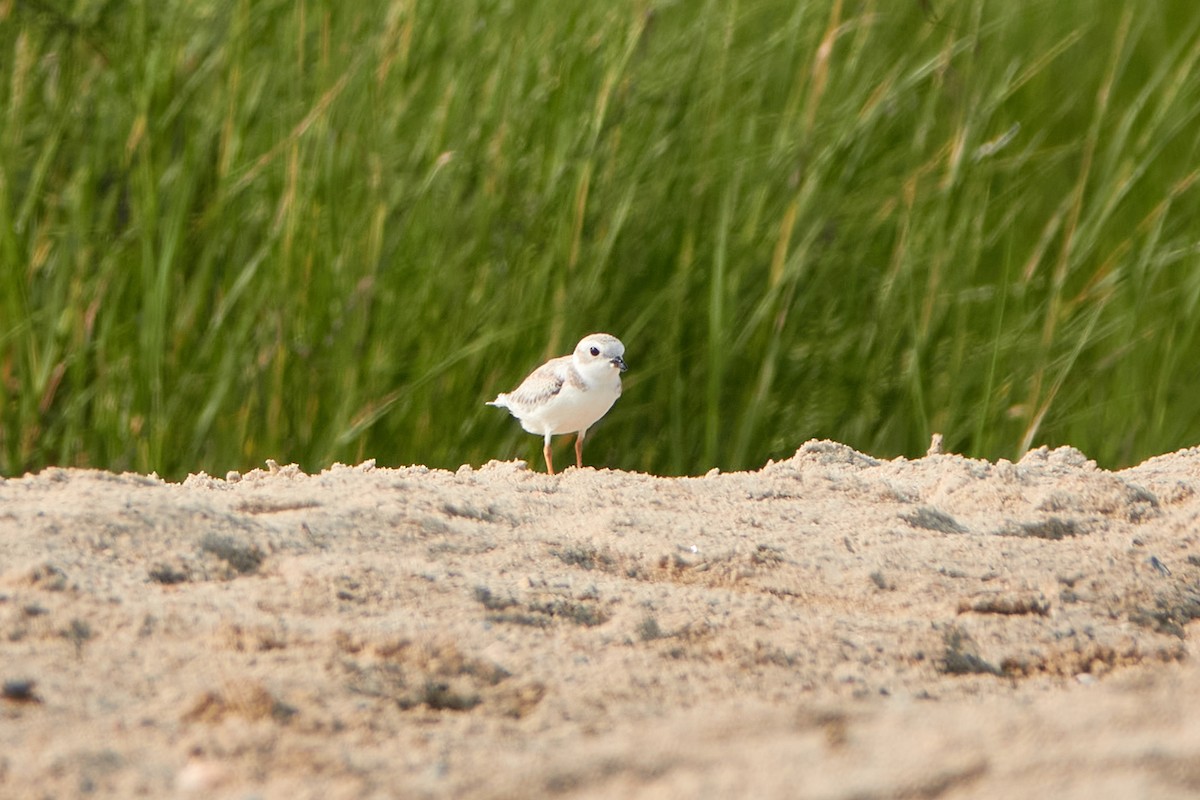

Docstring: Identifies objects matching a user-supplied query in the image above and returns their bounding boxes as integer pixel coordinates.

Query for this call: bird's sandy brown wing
[506,355,578,410]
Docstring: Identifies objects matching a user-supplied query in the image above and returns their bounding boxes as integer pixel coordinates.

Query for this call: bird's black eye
[589,346,600,356]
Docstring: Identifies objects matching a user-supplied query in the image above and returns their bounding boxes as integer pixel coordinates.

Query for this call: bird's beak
[612,356,628,373]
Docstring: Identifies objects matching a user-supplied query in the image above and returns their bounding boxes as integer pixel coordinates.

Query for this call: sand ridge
[2,440,1199,797]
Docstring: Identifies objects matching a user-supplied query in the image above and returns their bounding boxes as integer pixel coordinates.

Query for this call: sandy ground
[3,439,1200,798]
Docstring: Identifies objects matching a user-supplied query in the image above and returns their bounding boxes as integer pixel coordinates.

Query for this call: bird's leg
[543,434,555,475]
[575,428,587,469]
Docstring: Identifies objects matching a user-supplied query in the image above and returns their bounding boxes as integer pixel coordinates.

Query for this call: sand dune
[3,441,1199,798]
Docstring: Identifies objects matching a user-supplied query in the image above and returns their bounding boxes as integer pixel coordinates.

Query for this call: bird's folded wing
[507,358,569,408]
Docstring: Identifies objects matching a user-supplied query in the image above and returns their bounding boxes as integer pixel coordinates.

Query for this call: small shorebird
[487,333,627,474]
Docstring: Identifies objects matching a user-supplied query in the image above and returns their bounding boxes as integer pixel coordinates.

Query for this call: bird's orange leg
[575,430,586,469]
[543,440,555,475]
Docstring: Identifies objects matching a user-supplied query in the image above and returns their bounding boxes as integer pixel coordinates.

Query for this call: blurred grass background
[1,0,1199,479]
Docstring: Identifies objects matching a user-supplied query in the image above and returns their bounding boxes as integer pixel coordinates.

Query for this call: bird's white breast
[517,368,620,436]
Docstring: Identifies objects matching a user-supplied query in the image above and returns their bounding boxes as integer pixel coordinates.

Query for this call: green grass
[2,0,1199,478]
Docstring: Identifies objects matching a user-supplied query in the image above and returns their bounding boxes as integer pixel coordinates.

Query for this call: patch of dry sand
[2,440,1200,798]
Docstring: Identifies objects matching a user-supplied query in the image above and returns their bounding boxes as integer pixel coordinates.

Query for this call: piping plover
[487,333,627,474]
